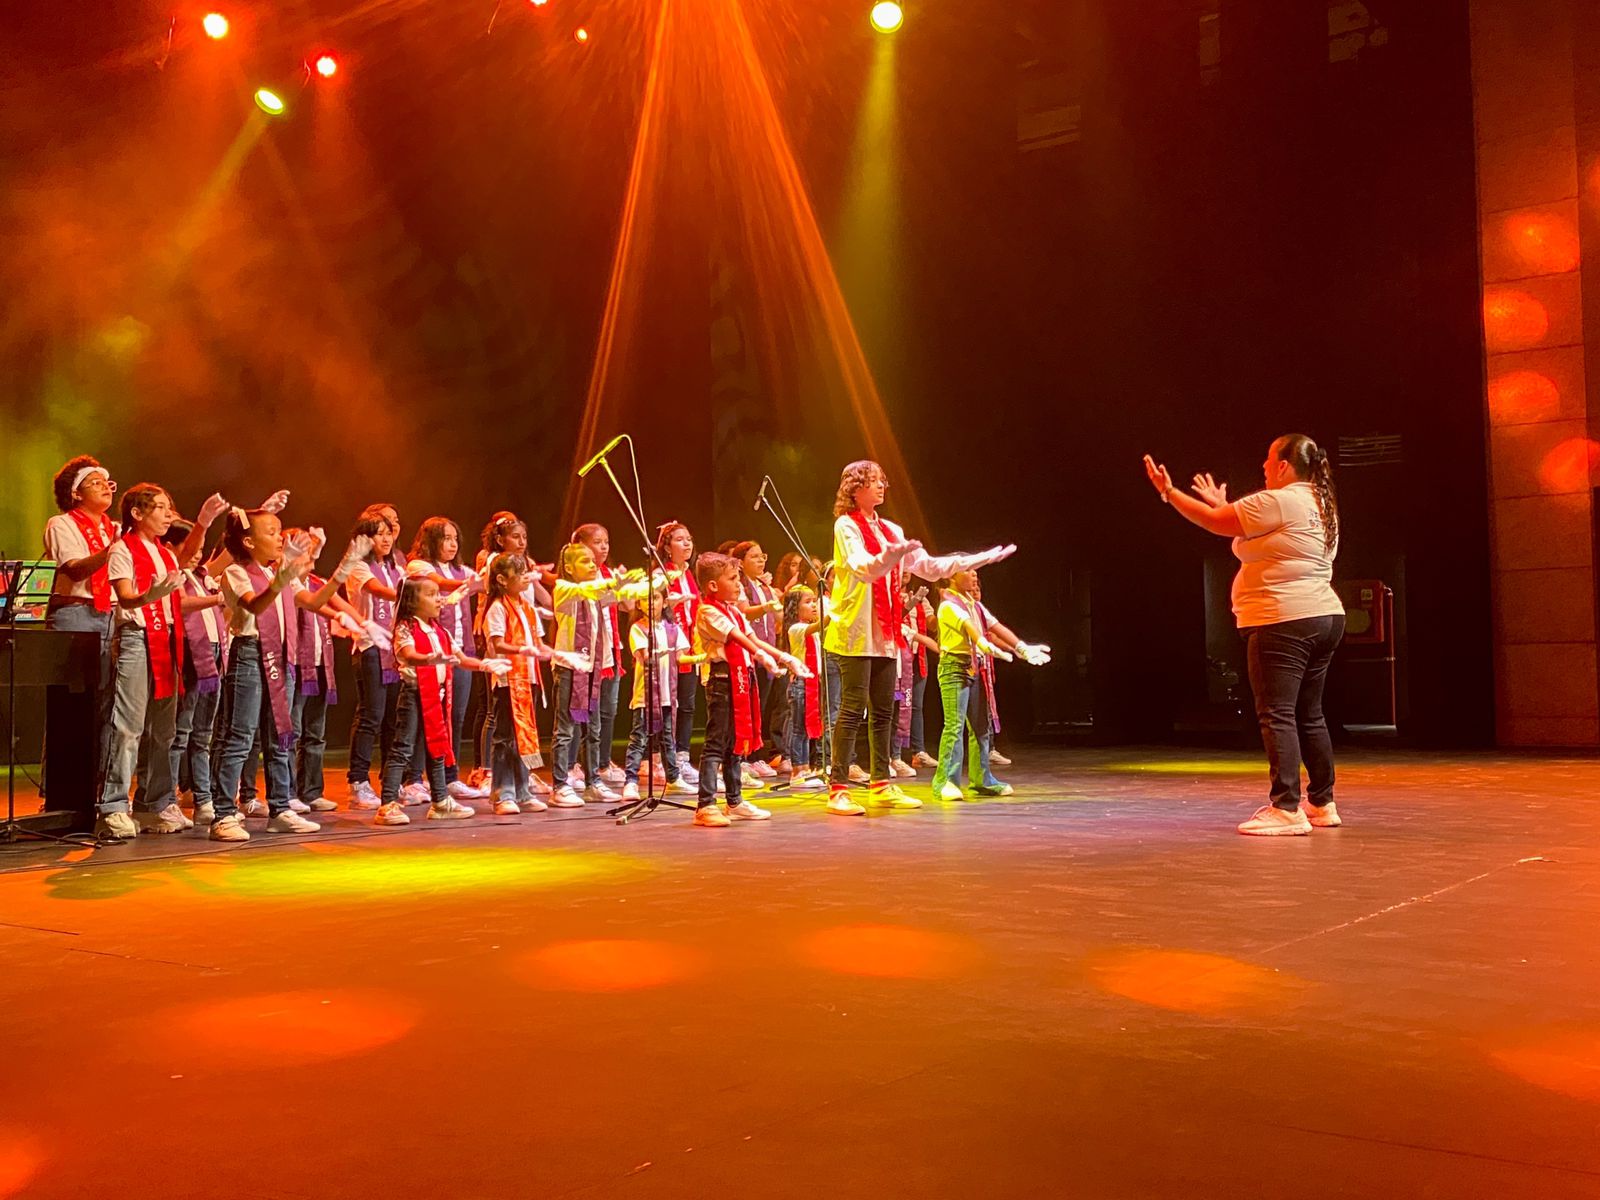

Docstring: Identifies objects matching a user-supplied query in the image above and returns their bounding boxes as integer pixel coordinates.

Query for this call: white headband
[70,466,110,496]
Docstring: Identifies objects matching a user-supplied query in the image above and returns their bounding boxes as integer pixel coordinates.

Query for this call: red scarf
[669,566,699,673]
[408,619,457,769]
[67,508,116,613]
[597,563,625,673]
[913,603,929,676]
[706,599,762,756]
[125,535,184,700]
[847,510,903,647]
[803,628,823,739]
[971,599,1002,736]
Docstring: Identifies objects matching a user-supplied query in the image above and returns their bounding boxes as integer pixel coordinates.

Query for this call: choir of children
[41,457,1041,844]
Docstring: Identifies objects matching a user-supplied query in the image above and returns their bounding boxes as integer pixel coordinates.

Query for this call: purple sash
[973,603,1001,736]
[434,562,477,657]
[294,575,339,705]
[181,572,223,695]
[645,620,679,715]
[567,600,600,724]
[243,561,296,749]
[743,576,775,645]
[371,559,401,685]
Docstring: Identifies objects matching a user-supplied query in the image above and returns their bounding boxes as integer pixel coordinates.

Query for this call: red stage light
[1539,438,1600,494]
[1482,288,1550,353]
[1487,370,1561,425]
[314,54,338,78]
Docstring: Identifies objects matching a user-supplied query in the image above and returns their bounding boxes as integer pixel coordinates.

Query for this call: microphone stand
[580,437,694,824]
[754,477,832,791]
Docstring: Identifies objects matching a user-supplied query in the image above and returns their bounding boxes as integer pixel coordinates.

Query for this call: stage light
[530,0,548,6]
[314,54,338,78]
[870,2,904,33]
[574,26,589,42]
[253,87,286,115]
[202,11,229,39]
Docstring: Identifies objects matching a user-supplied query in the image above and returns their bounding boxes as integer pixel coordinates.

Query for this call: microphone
[753,477,770,512]
[577,434,626,479]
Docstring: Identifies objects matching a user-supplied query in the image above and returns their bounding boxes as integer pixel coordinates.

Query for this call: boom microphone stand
[753,476,832,791]
[574,436,694,824]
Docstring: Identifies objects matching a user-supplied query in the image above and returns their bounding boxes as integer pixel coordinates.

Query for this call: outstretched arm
[1143,456,1243,537]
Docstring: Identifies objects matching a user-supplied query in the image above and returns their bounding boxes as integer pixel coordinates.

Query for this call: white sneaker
[1237,805,1312,837]
[790,773,826,791]
[550,786,585,809]
[428,798,475,821]
[739,767,765,791]
[600,762,626,786]
[448,779,489,801]
[494,798,521,816]
[826,791,865,817]
[912,751,938,769]
[727,799,771,821]
[374,801,410,827]
[135,806,188,835]
[715,775,727,794]
[241,799,268,818]
[1303,800,1342,828]
[400,782,431,807]
[975,782,1015,798]
[209,814,249,842]
[848,765,869,785]
[891,759,916,778]
[677,753,699,784]
[693,805,730,828]
[349,781,381,810]
[990,751,1013,767]
[750,759,777,779]
[621,782,641,801]
[194,800,216,823]
[96,812,139,841]
[518,794,548,813]
[584,780,619,802]
[869,785,922,811]
[667,778,698,795]
[568,764,585,787]
[287,797,310,814]
[306,798,338,812]
[939,782,966,802]
[528,774,553,795]
[266,811,320,834]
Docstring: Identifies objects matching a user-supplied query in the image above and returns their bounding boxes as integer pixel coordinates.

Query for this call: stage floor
[3,746,1600,1199]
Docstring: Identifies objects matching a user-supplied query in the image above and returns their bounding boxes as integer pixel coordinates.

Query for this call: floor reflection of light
[515,940,705,992]
[158,989,421,1069]
[1086,948,1310,1015]
[0,1132,42,1200]
[1488,1028,1600,1103]
[799,924,980,979]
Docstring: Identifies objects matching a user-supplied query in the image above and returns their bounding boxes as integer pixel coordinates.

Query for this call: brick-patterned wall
[1473,0,1600,745]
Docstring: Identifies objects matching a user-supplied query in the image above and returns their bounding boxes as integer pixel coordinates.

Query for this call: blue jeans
[382,681,449,804]
[489,686,529,801]
[931,655,999,793]
[347,645,399,786]
[404,665,470,786]
[624,705,681,785]
[174,676,220,805]
[550,667,599,787]
[593,671,621,769]
[293,675,330,802]
[787,676,819,770]
[909,666,930,755]
[99,626,178,816]
[674,669,698,756]
[696,666,743,806]
[213,638,296,818]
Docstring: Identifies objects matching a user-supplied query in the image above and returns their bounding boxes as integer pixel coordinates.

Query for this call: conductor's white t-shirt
[1229,482,1344,629]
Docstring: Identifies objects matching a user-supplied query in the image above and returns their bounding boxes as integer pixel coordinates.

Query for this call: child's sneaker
[693,805,731,828]
[584,782,619,803]
[727,799,771,821]
[348,781,381,810]
[549,786,585,809]
[208,814,249,842]
[600,762,626,786]
[621,781,641,801]
[266,811,321,834]
[428,798,475,821]
[518,794,548,813]
[374,802,410,827]
[869,784,922,811]
[826,787,865,817]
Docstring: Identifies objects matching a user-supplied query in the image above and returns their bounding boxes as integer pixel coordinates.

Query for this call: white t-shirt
[343,561,386,652]
[43,512,105,600]
[630,618,687,709]
[106,535,166,628]
[221,563,306,639]
[1229,482,1344,628]
[484,598,534,690]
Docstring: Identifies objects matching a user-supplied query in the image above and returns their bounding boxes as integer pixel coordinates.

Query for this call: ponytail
[1278,434,1339,554]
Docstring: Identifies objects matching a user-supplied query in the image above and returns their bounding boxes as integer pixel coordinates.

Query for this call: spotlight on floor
[574,26,589,43]
[202,11,230,39]
[254,87,286,115]
[313,53,338,78]
[870,1,903,33]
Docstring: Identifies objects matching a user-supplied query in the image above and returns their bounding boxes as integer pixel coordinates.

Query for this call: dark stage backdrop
[0,0,1490,748]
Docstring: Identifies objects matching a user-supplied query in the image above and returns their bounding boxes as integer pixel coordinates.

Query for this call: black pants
[830,655,895,785]
[382,681,449,805]
[1243,614,1345,811]
[696,665,744,807]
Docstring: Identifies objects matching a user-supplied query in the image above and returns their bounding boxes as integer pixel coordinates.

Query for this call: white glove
[364,620,392,651]
[755,651,780,675]
[442,585,472,607]
[196,492,230,528]
[481,657,513,678]
[552,649,592,673]
[283,532,311,562]
[333,535,372,582]
[884,539,922,564]
[149,570,183,602]
[259,489,291,515]
[1015,641,1052,667]
[305,526,327,557]
[977,639,1014,663]
[336,612,364,636]
[782,653,813,679]
[959,544,1017,573]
